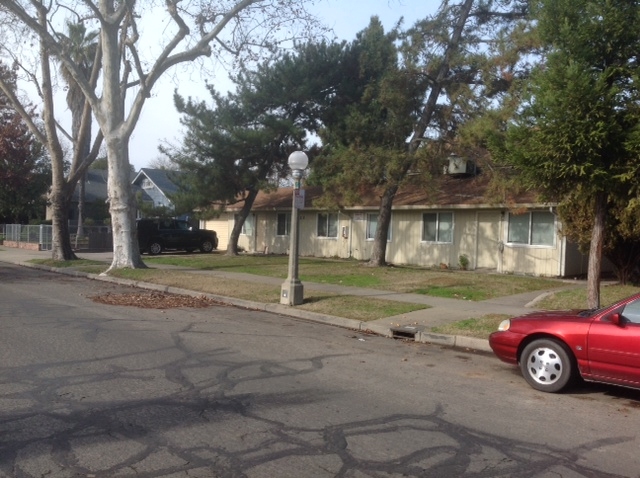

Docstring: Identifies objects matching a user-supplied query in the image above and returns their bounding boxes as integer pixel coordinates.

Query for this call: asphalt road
[1,263,640,478]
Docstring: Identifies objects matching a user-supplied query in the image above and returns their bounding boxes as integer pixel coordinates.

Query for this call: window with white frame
[317,213,338,238]
[276,213,290,236]
[422,212,453,243]
[235,214,254,236]
[141,178,153,189]
[507,211,555,246]
[366,213,391,241]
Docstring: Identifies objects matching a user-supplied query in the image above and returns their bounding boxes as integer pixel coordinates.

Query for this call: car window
[622,299,640,324]
[137,221,154,232]
[177,221,190,231]
[159,219,174,230]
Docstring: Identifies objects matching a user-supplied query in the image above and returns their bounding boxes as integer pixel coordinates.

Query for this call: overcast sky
[128,0,439,170]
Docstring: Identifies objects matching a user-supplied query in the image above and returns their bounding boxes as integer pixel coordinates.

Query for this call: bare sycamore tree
[0,0,320,271]
[0,10,103,261]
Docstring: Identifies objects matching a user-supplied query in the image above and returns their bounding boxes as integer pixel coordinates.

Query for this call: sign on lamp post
[294,189,305,210]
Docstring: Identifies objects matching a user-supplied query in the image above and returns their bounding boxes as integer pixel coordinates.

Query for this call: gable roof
[225,174,543,212]
[71,169,132,202]
[131,168,184,198]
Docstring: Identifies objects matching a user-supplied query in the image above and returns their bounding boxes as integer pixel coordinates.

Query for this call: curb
[419,332,492,353]
[14,260,492,353]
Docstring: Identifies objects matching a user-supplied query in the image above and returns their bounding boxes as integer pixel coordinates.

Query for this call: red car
[489,292,640,393]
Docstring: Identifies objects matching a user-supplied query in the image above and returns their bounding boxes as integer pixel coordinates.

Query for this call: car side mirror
[610,313,622,326]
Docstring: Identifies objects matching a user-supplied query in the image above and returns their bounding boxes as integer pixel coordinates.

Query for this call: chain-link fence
[1,224,112,251]
[3,224,52,250]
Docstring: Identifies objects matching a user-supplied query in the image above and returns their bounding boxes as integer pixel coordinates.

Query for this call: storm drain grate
[390,325,424,340]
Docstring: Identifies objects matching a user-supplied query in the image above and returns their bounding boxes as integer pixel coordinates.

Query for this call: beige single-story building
[203,171,591,278]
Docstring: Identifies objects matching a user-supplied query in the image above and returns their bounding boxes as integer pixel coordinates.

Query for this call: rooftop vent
[444,154,476,176]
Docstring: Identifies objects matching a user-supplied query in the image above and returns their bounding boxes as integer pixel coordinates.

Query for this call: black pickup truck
[137,218,218,255]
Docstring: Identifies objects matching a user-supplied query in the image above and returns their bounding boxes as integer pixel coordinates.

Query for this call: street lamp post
[280,151,308,306]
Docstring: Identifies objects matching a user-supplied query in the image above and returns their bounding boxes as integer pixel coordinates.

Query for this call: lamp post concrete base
[280,278,304,306]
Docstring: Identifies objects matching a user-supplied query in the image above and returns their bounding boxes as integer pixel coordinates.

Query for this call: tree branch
[121,0,260,137]
[3,0,101,111]
[0,75,47,145]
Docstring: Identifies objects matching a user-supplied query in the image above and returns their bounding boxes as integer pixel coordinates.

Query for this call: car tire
[519,339,574,393]
[148,241,163,255]
[200,240,214,253]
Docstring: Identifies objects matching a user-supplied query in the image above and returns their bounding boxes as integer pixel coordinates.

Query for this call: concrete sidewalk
[0,246,578,352]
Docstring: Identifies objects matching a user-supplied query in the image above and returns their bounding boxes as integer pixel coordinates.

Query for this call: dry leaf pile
[89,292,223,309]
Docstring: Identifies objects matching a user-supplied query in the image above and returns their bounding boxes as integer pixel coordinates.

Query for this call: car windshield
[574,293,640,318]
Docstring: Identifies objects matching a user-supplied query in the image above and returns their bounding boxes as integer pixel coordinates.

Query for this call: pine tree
[502,0,640,307]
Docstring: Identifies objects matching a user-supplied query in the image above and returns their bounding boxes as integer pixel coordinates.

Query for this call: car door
[158,219,179,248]
[175,220,199,248]
[587,299,640,385]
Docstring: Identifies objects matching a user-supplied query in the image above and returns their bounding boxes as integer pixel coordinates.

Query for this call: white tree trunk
[104,137,145,272]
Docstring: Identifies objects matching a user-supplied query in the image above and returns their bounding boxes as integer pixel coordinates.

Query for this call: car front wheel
[148,241,163,255]
[519,339,574,393]
[200,240,214,253]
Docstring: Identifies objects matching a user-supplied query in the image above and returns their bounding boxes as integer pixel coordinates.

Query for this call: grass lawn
[431,314,511,339]
[143,253,561,300]
[534,284,639,310]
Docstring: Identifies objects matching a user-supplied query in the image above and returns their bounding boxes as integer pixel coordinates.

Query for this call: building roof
[74,169,109,203]
[225,173,543,212]
[72,168,143,203]
[70,168,178,207]
[131,168,184,198]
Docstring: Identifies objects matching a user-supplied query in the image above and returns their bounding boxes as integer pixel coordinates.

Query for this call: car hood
[517,309,589,320]
[506,309,595,332]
